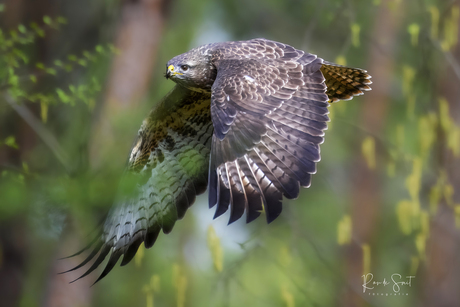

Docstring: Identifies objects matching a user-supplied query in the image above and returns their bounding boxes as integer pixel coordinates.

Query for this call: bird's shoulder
[209,38,314,65]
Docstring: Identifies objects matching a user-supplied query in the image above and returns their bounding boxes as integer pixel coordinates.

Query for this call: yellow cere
[168,64,183,76]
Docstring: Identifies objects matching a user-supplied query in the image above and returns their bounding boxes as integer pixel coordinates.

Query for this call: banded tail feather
[321,62,372,102]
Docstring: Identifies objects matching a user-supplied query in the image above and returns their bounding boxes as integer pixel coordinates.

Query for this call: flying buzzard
[65,38,372,283]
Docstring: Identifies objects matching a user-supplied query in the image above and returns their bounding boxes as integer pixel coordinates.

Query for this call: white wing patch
[243,75,256,84]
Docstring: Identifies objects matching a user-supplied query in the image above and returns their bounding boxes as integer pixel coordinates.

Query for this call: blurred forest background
[1,0,460,306]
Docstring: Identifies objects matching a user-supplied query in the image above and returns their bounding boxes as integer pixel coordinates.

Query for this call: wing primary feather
[213,166,231,219]
[227,161,247,224]
[58,241,103,274]
[244,159,267,223]
[175,189,191,220]
[58,230,101,260]
[261,134,317,174]
[69,244,112,283]
[120,237,144,266]
[266,127,321,163]
[238,156,263,223]
[276,122,325,145]
[252,145,300,198]
[208,143,218,208]
[144,224,160,249]
[257,138,305,195]
[247,152,283,223]
[92,251,123,285]
[208,169,218,208]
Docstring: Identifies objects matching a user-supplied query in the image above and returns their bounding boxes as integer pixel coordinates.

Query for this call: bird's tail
[320,62,372,102]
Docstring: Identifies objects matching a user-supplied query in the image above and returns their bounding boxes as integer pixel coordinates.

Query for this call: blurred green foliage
[1,0,460,306]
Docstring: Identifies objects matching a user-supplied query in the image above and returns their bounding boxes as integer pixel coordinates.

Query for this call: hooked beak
[165,65,182,79]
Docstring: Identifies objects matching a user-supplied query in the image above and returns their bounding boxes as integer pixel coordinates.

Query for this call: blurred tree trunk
[341,1,403,306]
[89,0,170,169]
[43,233,94,307]
[422,14,460,306]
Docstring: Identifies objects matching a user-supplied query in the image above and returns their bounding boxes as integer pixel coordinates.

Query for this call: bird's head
[165,47,216,92]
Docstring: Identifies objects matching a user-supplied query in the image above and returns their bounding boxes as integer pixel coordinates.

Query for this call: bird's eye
[181,65,189,71]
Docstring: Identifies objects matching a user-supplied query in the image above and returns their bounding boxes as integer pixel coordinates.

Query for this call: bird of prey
[65,38,371,283]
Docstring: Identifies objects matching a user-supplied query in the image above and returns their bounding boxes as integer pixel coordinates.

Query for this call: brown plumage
[64,38,371,283]
[321,62,371,102]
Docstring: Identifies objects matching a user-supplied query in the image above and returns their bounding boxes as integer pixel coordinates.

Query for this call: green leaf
[95,45,104,54]
[13,48,29,63]
[18,24,27,34]
[41,101,48,123]
[83,50,92,59]
[0,4,5,12]
[29,75,37,83]
[8,73,19,87]
[67,54,77,61]
[35,28,45,37]
[351,23,361,47]
[56,16,67,24]
[4,136,19,149]
[22,162,29,174]
[56,88,71,104]
[43,16,52,25]
[46,68,57,75]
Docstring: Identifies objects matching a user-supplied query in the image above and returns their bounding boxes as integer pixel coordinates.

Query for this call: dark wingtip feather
[58,242,102,274]
[246,209,262,223]
[264,193,283,224]
[185,184,197,207]
[91,252,122,285]
[175,190,190,220]
[214,186,230,219]
[228,191,246,225]
[228,208,244,224]
[69,244,111,284]
[161,219,176,234]
[144,226,160,249]
[120,237,143,266]
[208,169,218,208]
[246,193,263,223]
[58,232,101,260]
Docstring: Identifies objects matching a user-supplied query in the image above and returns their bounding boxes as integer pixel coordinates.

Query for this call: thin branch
[3,93,71,172]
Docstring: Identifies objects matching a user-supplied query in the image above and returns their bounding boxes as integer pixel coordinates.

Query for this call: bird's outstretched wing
[64,85,213,283]
[208,38,371,224]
